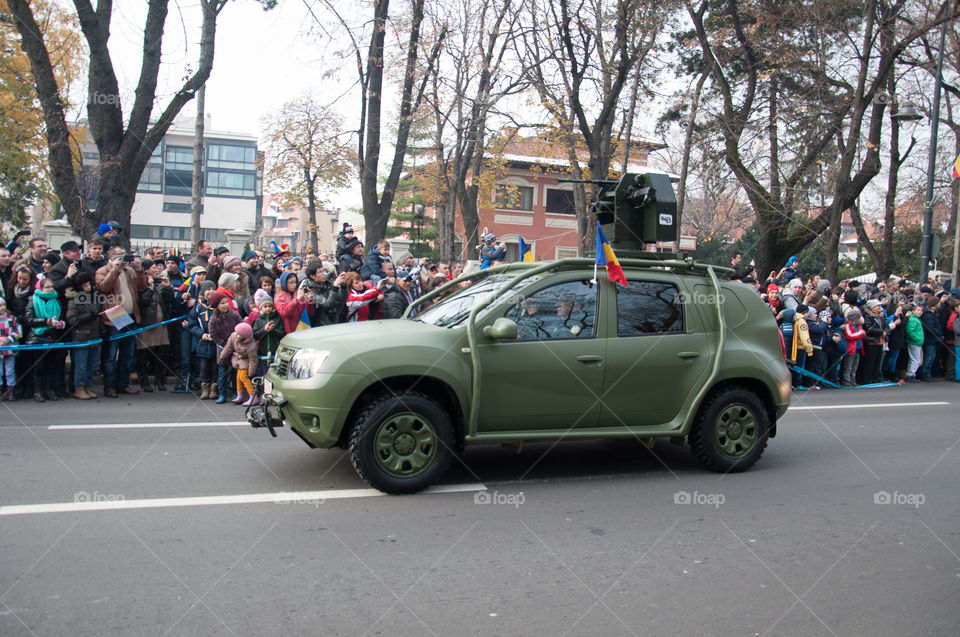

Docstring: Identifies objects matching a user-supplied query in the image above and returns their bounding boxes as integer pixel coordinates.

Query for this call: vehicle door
[475,276,604,432]
[597,276,711,427]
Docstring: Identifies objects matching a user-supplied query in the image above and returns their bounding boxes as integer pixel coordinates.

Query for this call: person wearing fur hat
[66,271,100,399]
[208,291,241,403]
[186,281,218,398]
[218,322,259,406]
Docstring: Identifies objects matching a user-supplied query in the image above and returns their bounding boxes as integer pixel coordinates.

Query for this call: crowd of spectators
[0,223,462,404]
[1,224,957,405]
[730,253,960,389]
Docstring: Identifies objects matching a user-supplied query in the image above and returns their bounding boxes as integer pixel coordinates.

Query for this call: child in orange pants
[217,322,260,406]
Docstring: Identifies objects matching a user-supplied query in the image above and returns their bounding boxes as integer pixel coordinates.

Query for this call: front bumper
[246,370,365,448]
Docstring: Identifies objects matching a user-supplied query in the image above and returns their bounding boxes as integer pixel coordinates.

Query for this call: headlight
[287,348,330,379]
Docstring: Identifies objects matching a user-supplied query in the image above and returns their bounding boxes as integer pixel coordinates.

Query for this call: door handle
[676,351,700,360]
[576,355,603,364]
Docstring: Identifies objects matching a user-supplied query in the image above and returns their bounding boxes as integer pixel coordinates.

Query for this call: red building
[450,134,665,262]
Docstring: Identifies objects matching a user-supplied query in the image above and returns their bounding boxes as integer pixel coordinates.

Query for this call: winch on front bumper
[245,377,286,437]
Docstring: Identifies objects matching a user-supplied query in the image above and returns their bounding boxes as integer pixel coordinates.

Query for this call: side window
[617,280,684,336]
[505,280,597,341]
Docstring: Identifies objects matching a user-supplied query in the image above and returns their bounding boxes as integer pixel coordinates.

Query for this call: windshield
[414,273,542,327]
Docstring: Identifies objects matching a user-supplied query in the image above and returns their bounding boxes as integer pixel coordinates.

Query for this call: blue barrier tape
[0,315,188,352]
[787,363,900,389]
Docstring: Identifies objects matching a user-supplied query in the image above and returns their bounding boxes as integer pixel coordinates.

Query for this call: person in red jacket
[343,272,383,322]
[841,308,865,387]
[273,271,311,334]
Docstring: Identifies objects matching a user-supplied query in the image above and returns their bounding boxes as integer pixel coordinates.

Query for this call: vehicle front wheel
[689,387,770,473]
[349,391,454,494]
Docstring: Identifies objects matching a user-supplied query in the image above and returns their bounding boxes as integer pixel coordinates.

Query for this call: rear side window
[616,280,684,336]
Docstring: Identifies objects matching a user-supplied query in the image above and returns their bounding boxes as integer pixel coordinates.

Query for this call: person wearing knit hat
[253,289,270,307]
[218,320,259,406]
[840,307,865,386]
[242,250,258,264]
[222,255,242,273]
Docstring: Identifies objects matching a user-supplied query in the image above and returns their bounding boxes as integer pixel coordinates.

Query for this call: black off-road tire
[349,391,455,494]
[689,387,770,473]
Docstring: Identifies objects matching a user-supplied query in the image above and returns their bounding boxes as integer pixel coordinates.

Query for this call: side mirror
[482,317,518,340]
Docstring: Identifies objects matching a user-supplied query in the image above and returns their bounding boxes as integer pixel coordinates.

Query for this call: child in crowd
[207,291,241,403]
[904,303,924,381]
[66,272,101,400]
[188,281,218,398]
[343,272,383,322]
[252,296,285,361]
[841,309,865,387]
[24,277,65,402]
[0,297,22,401]
[218,322,259,406]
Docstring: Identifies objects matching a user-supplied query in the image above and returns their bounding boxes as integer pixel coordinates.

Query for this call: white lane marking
[0,483,487,516]
[48,422,247,430]
[790,401,949,411]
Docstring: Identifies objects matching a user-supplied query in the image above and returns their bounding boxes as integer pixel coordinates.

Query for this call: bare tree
[422,0,526,259]
[307,0,447,249]
[684,0,960,279]
[262,96,355,254]
[6,0,272,242]
[519,0,669,253]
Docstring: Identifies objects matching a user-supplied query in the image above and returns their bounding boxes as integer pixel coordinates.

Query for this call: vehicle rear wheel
[689,387,769,473]
[349,391,454,494]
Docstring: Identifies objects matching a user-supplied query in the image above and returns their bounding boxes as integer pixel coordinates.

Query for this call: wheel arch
[336,375,466,449]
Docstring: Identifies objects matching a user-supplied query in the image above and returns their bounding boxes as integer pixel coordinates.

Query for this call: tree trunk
[191,84,206,247]
[305,174,319,254]
[823,207,841,283]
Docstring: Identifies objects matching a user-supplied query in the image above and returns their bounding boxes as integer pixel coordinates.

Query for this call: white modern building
[77,115,262,252]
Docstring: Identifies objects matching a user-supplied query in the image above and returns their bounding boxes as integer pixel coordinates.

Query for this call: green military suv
[248,258,791,494]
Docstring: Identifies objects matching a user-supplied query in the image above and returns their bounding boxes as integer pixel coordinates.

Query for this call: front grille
[273,346,295,379]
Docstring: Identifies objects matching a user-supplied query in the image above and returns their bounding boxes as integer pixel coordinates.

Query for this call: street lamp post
[920,22,947,285]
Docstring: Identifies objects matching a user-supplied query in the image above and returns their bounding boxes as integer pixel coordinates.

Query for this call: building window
[616,280,684,336]
[162,202,194,213]
[206,170,256,198]
[164,146,194,196]
[207,143,256,170]
[138,145,163,193]
[545,188,576,215]
[493,184,534,211]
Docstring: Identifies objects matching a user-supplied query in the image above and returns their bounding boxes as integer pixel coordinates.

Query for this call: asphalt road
[1,383,958,636]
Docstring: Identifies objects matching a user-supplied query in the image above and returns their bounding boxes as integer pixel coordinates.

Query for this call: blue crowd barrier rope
[0,315,188,352]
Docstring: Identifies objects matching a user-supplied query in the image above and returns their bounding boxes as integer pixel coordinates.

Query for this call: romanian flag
[953,149,960,179]
[518,235,534,262]
[595,222,627,286]
[295,307,311,332]
[177,271,195,292]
